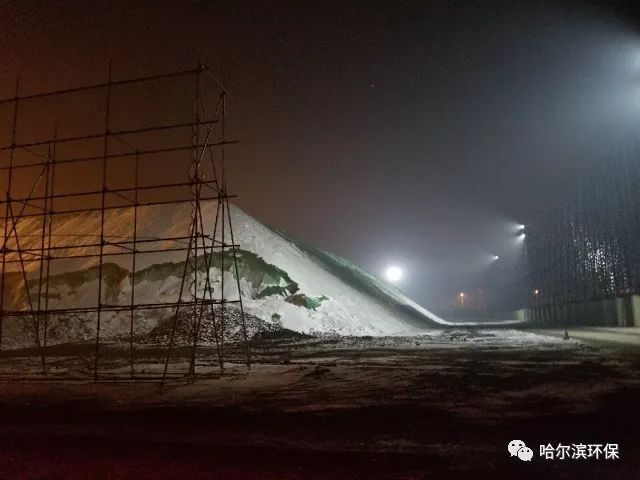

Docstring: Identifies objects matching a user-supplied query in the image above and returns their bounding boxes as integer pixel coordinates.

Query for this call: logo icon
[508,440,533,461]
[517,446,533,461]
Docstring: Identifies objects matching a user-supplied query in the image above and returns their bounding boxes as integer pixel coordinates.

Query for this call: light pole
[459,292,465,310]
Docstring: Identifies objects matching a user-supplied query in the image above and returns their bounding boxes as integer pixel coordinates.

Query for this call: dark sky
[2,0,640,308]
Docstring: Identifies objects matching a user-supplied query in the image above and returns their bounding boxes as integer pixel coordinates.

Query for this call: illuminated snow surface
[4,202,523,339]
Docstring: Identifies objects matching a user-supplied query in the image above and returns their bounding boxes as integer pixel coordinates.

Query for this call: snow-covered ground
[1,332,639,478]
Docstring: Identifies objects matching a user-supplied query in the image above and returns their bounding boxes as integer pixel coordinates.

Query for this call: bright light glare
[519,233,526,239]
[385,265,403,283]
[518,224,525,230]
[492,255,500,261]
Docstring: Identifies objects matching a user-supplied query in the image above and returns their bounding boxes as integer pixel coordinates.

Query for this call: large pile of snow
[2,202,520,337]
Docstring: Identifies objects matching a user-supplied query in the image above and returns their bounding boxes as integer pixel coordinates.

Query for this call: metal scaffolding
[0,65,250,381]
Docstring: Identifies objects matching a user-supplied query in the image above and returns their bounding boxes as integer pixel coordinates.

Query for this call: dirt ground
[0,329,639,479]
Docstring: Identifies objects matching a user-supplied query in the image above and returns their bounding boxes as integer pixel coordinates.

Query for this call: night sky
[2,0,640,308]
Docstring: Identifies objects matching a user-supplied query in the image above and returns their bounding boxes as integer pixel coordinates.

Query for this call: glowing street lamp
[459,292,465,310]
[517,224,526,240]
[384,265,403,283]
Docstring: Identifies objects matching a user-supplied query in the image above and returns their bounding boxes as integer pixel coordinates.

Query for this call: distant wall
[522,151,640,309]
[434,309,497,322]
[499,294,640,327]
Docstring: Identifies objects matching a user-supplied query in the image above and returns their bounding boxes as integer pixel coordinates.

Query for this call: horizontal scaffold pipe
[0,141,239,171]
[0,120,217,152]
[2,234,229,253]
[1,298,242,316]
[0,195,236,220]
[0,67,205,105]
[0,180,221,205]
[0,243,240,263]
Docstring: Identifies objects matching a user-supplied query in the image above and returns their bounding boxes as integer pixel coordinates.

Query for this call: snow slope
[2,202,522,336]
